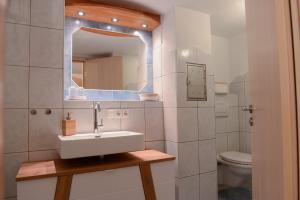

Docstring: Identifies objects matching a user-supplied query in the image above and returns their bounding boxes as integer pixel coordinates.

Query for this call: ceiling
[93,0,246,37]
[73,29,144,58]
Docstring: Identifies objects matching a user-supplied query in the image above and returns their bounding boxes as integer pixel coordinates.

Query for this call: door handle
[242,105,256,114]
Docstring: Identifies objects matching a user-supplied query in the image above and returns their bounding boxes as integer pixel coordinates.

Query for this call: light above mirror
[112,18,119,23]
[77,11,85,16]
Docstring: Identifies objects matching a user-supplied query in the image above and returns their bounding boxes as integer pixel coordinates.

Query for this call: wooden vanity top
[16,150,175,181]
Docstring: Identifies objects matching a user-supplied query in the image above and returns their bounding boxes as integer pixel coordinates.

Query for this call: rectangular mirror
[72,27,147,91]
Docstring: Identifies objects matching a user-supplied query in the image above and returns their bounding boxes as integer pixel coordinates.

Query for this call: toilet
[217,151,252,188]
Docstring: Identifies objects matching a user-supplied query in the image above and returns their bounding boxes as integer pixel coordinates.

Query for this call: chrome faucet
[94,103,103,135]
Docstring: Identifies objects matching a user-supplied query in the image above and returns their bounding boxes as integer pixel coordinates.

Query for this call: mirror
[72,27,147,91]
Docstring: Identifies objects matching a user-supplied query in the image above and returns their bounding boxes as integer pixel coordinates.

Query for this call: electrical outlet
[106,109,122,118]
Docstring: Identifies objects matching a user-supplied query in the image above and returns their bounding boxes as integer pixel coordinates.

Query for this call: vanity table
[16,150,175,200]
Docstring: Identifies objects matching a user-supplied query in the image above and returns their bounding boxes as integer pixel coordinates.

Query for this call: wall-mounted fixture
[186,63,207,101]
[65,0,160,31]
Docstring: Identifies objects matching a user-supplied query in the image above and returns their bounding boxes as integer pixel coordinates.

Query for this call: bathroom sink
[57,131,144,159]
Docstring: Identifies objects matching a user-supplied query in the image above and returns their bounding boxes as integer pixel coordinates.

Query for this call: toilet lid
[219,151,252,165]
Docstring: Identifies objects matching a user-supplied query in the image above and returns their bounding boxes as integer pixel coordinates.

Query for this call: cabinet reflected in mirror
[72,27,147,91]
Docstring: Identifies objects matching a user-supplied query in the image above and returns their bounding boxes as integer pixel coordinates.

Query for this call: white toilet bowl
[217,151,252,188]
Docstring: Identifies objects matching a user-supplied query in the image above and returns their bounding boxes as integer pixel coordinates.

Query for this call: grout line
[28,4,31,159]
[29,24,64,31]
[144,140,165,142]
[197,103,201,175]
[175,170,218,180]
[165,138,216,144]
[29,65,63,69]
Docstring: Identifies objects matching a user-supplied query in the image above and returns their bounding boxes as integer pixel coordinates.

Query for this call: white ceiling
[93,0,246,37]
[73,29,144,58]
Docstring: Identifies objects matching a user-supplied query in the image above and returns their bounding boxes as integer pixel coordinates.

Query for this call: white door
[246,0,298,199]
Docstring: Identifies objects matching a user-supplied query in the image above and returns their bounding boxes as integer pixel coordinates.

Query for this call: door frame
[290,0,300,198]
[0,0,6,199]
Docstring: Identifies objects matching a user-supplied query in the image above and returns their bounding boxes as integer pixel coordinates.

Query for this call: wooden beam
[139,164,156,200]
[55,175,73,200]
[80,27,137,38]
[16,150,175,181]
[65,0,160,31]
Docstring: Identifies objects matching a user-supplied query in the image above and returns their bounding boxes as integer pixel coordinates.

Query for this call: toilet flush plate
[57,131,144,159]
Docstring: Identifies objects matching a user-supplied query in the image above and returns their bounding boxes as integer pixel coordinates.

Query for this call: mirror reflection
[72,27,147,91]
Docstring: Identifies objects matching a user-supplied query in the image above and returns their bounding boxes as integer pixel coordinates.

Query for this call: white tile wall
[164,107,178,142]
[4,153,28,198]
[29,150,59,162]
[30,27,64,68]
[228,132,240,152]
[198,107,215,140]
[29,109,63,151]
[145,107,164,141]
[162,73,177,108]
[30,0,64,29]
[4,109,28,153]
[5,23,29,66]
[215,116,228,133]
[6,0,30,25]
[162,47,177,76]
[200,171,218,200]
[161,7,217,200]
[64,100,94,109]
[176,175,200,200]
[216,133,227,154]
[145,141,165,152]
[3,1,64,197]
[177,108,198,142]
[199,139,217,173]
[215,93,242,154]
[121,101,144,108]
[121,108,145,133]
[240,132,251,153]
[29,67,63,108]
[177,141,199,177]
[99,109,121,132]
[4,66,29,108]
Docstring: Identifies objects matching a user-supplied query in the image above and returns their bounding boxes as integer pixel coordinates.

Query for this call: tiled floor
[219,187,252,200]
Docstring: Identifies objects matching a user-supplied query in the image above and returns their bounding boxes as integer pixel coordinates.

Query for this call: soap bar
[62,120,76,136]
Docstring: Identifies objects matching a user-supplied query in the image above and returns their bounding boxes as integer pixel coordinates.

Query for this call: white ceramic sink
[57,131,144,159]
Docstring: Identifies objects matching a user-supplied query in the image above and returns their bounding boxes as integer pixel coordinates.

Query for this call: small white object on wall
[215,101,229,117]
[139,93,160,101]
[67,86,87,100]
[215,82,229,94]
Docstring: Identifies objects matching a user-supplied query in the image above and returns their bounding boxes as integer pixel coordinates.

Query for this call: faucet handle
[95,102,101,112]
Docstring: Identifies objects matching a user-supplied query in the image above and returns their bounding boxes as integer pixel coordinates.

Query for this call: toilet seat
[218,151,252,169]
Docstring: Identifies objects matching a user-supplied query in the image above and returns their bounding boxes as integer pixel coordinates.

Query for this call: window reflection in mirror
[72,27,147,91]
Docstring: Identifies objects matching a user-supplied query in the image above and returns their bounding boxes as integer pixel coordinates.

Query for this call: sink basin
[57,131,144,159]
